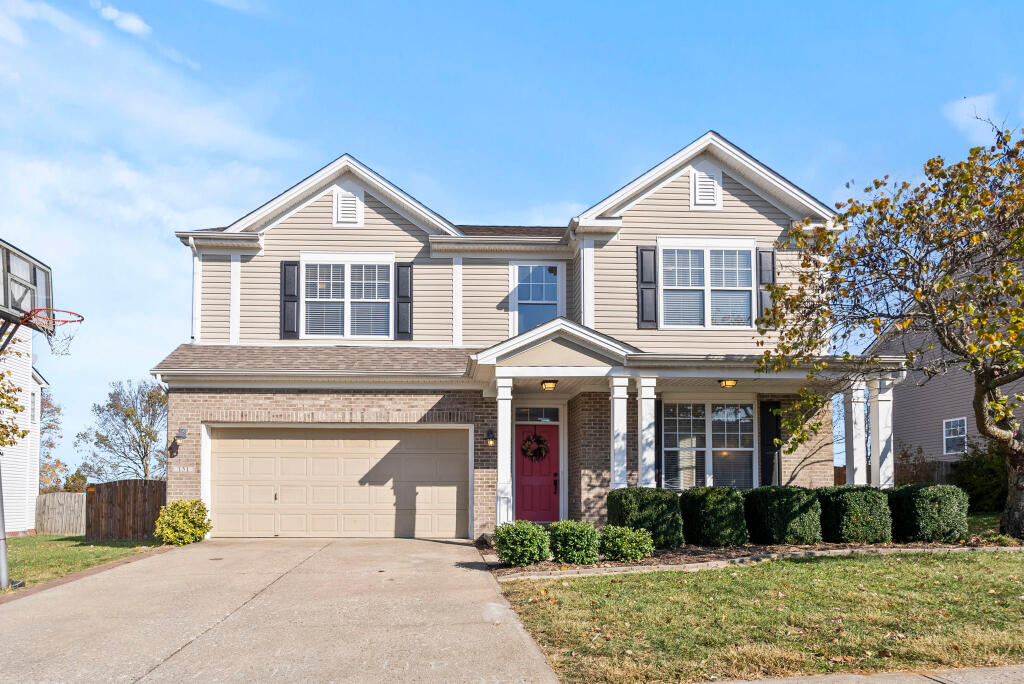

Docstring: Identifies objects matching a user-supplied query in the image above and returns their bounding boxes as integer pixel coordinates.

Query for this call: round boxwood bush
[817,486,892,544]
[547,520,600,564]
[493,520,550,566]
[154,499,212,545]
[599,525,654,562]
[886,484,969,543]
[607,487,684,548]
[744,486,822,545]
[679,487,748,546]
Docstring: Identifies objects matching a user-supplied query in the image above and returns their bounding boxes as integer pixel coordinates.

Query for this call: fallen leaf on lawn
[540,589,548,595]
[988,589,996,594]
[879,649,893,658]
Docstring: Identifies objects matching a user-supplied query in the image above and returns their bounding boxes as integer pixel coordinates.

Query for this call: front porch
[471,318,902,528]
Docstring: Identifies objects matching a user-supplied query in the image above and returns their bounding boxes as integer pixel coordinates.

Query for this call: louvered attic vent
[693,170,719,207]
[336,190,359,223]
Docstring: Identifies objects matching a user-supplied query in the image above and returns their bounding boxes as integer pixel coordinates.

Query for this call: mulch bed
[488,536,1006,578]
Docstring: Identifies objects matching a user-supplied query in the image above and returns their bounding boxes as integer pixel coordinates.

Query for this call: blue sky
[2,0,1023,470]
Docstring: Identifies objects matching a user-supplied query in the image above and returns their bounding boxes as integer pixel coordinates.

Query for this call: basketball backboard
[0,238,52,334]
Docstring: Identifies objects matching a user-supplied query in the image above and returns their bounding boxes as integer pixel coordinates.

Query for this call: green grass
[5,535,161,589]
[503,551,1024,683]
[969,512,1002,537]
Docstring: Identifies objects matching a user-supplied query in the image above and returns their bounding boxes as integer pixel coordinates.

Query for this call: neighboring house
[1,332,47,536]
[154,131,901,539]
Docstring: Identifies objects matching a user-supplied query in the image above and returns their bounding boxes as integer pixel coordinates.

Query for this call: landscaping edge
[491,544,1024,581]
[0,544,175,606]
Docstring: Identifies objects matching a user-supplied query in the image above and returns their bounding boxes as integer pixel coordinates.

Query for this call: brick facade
[166,388,497,537]
[168,387,833,538]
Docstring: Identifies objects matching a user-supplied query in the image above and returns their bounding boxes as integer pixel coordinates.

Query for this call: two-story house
[153,131,901,540]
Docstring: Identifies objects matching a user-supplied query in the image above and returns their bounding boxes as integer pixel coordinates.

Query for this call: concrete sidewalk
[0,538,557,683]
[721,664,1024,682]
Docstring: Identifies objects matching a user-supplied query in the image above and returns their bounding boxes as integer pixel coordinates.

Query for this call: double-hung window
[659,238,756,328]
[510,262,564,335]
[943,417,967,455]
[301,253,393,338]
[663,401,756,490]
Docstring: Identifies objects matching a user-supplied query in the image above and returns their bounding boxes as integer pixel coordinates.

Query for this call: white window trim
[657,237,757,330]
[942,416,968,455]
[508,261,566,337]
[689,160,723,210]
[661,397,759,490]
[331,179,365,227]
[298,252,395,340]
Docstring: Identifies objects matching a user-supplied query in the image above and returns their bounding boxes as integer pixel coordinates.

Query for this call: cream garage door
[210,427,469,538]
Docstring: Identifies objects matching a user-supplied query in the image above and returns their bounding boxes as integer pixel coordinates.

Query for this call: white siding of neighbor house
[1,333,39,534]
[216,185,453,344]
[591,159,801,353]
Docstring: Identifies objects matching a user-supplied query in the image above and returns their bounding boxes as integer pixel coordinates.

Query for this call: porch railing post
[496,377,514,525]
[610,376,629,490]
[637,377,657,487]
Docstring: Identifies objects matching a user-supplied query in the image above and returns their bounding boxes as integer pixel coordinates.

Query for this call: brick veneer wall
[759,393,835,489]
[166,388,497,537]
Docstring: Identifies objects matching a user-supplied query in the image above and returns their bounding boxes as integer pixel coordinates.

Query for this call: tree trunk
[1001,462,1024,539]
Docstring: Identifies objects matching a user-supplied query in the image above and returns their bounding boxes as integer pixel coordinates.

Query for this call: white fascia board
[575,131,834,223]
[222,154,461,236]
[471,317,639,366]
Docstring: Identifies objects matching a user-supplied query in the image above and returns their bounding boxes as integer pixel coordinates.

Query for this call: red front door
[515,423,559,522]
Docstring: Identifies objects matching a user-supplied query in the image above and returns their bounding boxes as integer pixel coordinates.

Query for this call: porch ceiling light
[718,379,738,389]
[541,379,558,391]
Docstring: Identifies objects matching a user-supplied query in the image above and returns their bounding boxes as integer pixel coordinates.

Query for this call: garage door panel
[211,428,468,538]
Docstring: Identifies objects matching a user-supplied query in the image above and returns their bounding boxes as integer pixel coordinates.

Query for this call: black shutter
[759,400,782,485]
[637,246,657,329]
[280,261,299,339]
[756,248,776,328]
[395,262,413,340]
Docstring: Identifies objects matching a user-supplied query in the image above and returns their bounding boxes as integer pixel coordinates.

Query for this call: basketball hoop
[19,308,84,356]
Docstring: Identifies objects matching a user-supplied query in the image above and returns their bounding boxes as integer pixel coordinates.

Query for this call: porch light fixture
[541,379,558,392]
[718,379,738,389]
[485,429,496,447]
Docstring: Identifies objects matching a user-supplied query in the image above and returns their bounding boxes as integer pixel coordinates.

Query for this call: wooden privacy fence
[35,492,86,535]
[86,479,167,541]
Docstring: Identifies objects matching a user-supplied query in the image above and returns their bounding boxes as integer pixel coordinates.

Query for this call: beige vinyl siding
[237,184,453,343]
[201,254,230,341]
[462,259,509,347]
[592,164,796,353]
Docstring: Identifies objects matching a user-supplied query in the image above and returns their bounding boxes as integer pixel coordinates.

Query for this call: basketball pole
[0,452,8,589]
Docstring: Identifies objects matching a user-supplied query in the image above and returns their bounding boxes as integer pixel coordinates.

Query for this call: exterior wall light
[485,429,496,447]
[541,379,558,391]
[718,379,738,389]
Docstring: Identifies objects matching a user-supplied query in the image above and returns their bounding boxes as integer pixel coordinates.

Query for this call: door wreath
[521,431,549,462]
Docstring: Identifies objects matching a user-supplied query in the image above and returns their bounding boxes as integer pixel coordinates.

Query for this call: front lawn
[5,535,161,588]
[969,512,1002,537]
[503,551,1024,683]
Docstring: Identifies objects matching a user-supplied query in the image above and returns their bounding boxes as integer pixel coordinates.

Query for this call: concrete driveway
[1,538,557,683]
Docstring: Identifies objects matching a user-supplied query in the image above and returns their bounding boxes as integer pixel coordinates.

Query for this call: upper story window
[659,238,755,329]
[300,253,392,339]
[510,262,565,336]
[943,417,967,455]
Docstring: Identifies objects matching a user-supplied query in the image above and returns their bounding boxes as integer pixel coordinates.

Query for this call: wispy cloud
[91,2,150,37]
[0,1,296,468]
[942,93,999,145]
[201,0,266,13]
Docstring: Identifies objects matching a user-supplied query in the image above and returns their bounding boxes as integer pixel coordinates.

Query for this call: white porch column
[496,377,514,525]
[868,376,895,488]
[843,381,868,485]
[610,376,629,489]
[637,377,657,487]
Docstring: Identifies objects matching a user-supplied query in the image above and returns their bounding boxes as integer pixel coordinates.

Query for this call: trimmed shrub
[951,441,1009,512]
[493,520,550,566]
[547,520,600,564]
[886,484,969,543]
[817,486,892,544]
[744,486,822,545]
[607,487,684,548]
[599,525,655,562]
[678,487,748,546]
[154,499,212,546]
